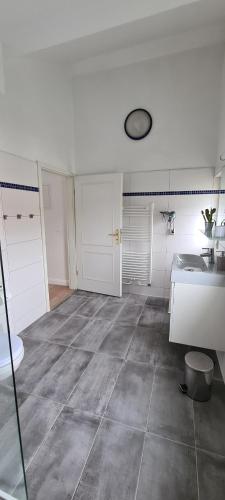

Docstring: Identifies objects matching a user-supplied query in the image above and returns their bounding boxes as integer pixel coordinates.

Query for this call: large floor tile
[0,408,28,493]
[75,297,107,317]
[136,434,197,500]
[145,296,169,309]
[72,482,98,500]
[18,392,62,466]
[105,361,154,430]
[197,449,225,500]
[49,315,89,346]
[21,311,69,341]
[194,380,225,456]
[68,353,122,416]
[20,337,43,357]
[73,419,144,500]
[126,294,147,305]
[127,326,187,369]
[0,384,18,430]
[104,295,128,303]
[148,367,195,446]
[33,348,93,403]
[22,408,100,500]
[94,301,125,321]
[116,304,144,325]
[71,319,111,351]
[127,326,158,364]
[138,305,169,332]
[98,323,135,358]
[14,343,66,394]
[54,295,87,316]
[75,290,105,299]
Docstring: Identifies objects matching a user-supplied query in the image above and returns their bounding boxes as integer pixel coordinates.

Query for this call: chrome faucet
[200,247,214,265]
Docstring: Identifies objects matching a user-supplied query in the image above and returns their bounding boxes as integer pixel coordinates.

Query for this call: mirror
[217,168,225,227]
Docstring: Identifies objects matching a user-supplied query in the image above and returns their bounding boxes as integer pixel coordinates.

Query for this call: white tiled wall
[215,170,225,380]
[123,167,219,298]
[0,151,47,334]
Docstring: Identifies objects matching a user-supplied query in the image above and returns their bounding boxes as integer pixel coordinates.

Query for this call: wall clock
[124,108,153,140]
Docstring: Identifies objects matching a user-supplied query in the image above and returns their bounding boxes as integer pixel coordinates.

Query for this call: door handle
[108,228,121,243]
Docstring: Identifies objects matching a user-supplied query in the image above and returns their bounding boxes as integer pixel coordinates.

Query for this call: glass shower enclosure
[0,244,27,499]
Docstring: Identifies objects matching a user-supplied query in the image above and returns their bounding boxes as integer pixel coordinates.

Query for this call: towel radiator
[122,204,154,286]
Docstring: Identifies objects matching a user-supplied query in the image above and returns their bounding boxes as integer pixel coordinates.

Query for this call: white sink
[176,254,207,272]
[171,253,225,287]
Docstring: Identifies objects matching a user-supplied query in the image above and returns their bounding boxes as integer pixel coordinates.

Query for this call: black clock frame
[124,108,153,140]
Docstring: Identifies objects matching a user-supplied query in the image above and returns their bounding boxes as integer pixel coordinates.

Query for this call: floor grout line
[147,430,196,450]
[12,403,65,495]
[196,446,225,460]
[70,415,104,500]
[70,349,126,499]
[133,366,156,500]
[102,415,145,434]
[123,325,138,360]
[63,351,97,404]
[25,404,65,471]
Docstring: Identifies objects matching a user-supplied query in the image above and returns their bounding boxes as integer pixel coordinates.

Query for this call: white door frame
[37,162,76,312]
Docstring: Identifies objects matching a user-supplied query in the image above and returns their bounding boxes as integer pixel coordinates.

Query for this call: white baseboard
[48,279,69,286]
[217,351,225,382]
[122,284,170,298]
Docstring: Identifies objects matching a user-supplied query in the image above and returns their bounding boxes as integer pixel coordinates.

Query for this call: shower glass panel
[0,245,27,500]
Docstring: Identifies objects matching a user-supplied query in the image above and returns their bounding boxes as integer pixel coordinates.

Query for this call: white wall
[0,43,4,94]
[42,170,69,286]
[0,55,74,173]
[216,169,225,380]
[123,167,218,298]
[73,45,223,174]
[216,50,225,173]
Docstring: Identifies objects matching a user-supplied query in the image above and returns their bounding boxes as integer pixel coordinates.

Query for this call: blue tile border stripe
[0,182,39,192]
[123,189,225,197]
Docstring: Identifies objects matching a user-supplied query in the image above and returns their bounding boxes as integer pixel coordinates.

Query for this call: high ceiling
[0,0,225,74]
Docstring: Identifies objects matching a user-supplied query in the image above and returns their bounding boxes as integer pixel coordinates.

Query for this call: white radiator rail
[122,204,154,286]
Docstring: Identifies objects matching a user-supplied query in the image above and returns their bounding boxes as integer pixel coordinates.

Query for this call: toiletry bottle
[216,251,225,272]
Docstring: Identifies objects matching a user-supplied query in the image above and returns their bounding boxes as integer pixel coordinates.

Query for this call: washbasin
[171,253,225,287]
[176,254,207,272]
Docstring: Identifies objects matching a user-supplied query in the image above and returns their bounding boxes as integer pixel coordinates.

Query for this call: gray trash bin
[184,351,214,402]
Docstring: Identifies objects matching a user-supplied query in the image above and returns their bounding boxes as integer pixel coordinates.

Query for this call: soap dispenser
[216,251,225,272]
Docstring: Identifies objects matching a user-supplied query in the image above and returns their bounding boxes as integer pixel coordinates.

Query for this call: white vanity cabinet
[169,281,225,351]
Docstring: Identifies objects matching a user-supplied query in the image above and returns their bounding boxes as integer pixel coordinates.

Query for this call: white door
[75,173,123,296]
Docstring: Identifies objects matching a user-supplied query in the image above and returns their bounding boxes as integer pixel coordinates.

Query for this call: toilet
[0,334,24,381]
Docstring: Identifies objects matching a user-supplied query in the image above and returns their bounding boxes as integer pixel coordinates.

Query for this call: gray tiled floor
[2,291,225,499]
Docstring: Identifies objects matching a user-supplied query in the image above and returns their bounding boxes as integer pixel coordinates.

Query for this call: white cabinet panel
[7,239,43,271]
[0,188,3,218]
[4,216,41,244]
[1,249,9,282]
[0,217,6,250]
[9,261,45,296]
[170,282,225,351]
[1,188,40,216]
